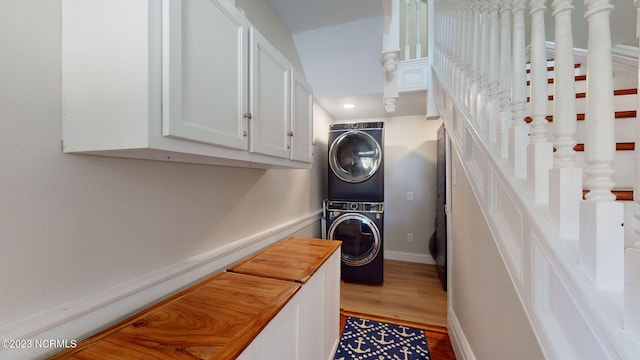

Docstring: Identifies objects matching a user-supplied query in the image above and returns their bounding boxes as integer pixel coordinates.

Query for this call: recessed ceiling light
[343,103,355,109]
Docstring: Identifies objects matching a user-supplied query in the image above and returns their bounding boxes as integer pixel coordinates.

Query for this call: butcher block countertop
[49,237,341,360]
[49,272,300,359]
[227,237,342,283]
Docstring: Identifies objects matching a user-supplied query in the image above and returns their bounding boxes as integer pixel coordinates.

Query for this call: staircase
[430,0,640,358]
[524,68,640,208]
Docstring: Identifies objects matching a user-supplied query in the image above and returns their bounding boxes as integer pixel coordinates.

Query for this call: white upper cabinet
[291,69,314,163]
[249,28,291,159]
[163,0,249,150]
[61,0,313,169]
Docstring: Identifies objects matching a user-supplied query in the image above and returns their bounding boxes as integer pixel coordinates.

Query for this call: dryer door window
[329,131,382,183]
[328,213,381,266]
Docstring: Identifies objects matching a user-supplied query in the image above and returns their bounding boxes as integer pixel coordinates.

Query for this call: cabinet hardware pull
[288,131,294,137]
[243,112,252,120]
[242,131,248,137]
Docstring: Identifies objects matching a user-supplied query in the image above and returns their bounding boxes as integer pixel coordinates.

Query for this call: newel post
[579,0,623,292]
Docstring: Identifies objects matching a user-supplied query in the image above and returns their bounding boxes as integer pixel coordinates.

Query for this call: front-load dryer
[328,122,384,201]
[324,200,384,284]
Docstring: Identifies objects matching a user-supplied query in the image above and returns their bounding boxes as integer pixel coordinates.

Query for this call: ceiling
[267,0,428,121]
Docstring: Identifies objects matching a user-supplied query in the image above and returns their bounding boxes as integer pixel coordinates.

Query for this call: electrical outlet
[407,233,414,242]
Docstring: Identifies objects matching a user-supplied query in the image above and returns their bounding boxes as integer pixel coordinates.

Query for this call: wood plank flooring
[340,259,448,327]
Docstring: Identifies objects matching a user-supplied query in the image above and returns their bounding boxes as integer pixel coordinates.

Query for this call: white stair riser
[528,93,636,117]
[525,67,584,81]
[541,116,636,144]
[574,117,636,144]
[574,150,635,188]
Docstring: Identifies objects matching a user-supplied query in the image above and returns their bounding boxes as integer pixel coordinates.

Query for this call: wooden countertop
[49,272,300,360]
[227,237,342,284]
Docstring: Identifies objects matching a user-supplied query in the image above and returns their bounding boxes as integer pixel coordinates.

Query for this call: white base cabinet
[237,250,340,360]
[62,0,313,169]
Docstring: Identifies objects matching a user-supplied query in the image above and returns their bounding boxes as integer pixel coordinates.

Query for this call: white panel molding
[0,210,322,360]
[432,65,640,358]
[384,250,435,264]
[447,309,477,360]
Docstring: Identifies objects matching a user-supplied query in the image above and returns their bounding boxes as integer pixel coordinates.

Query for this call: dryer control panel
[325,200,383,213]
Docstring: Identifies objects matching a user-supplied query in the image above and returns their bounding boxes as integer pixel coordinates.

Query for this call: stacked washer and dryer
[323,122,384,285]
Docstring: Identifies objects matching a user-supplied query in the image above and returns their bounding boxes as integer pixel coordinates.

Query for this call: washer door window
[329,131,382,183]
[328,213,381,266]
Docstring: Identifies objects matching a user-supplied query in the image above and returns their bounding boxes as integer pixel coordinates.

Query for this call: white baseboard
[448,308,477,360]
[0,210,322,360]
[384,250,436,264]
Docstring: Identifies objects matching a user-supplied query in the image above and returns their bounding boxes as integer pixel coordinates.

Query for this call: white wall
[384,116,442,262]
[292,16,384,98]
[449,145,544,360]
[0,0,327,354]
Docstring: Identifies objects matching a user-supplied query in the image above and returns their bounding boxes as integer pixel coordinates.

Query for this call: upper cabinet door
[291,69,314,163]
[248,28,291,159]
[162,0,249,150]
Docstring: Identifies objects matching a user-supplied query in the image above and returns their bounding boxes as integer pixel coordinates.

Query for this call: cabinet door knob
[288,131,294,137]
[242,131,248,137]
[243,112,252,120]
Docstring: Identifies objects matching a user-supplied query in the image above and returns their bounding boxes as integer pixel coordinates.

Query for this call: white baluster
[485,0,500,145]
[405,0,411,59]
[497,0,513,159]
[463,0,474,109]
[435,1,443,71]
[446,6,454,86]
[509,0,529,178]
[436,0,443,71]
[454,0,464,98]
[458,1,470,101]
[382,0,401,113]
[476,0,490,133]
[469,0,483,121]
[426,0,438,118]
[580,0,623,292]
[548,0,582,240]
[415,0,422,58]
[527,0,553,204]
[626,0,640,341]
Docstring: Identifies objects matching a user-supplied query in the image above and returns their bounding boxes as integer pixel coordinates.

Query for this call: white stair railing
[431,0,638,356]
[402,0,427,60]
[382,0,429,113]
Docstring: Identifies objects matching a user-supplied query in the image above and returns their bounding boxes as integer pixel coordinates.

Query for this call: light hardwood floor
[340,259,448,327]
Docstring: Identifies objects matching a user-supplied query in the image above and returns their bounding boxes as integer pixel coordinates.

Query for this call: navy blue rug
[334,316,431,360]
